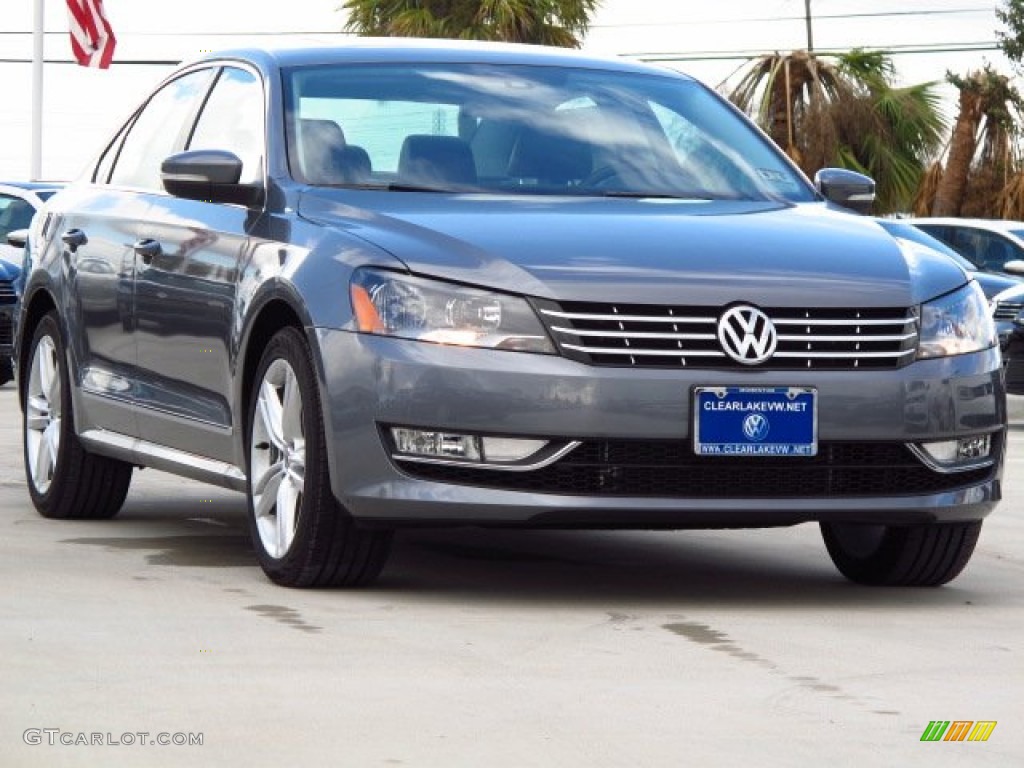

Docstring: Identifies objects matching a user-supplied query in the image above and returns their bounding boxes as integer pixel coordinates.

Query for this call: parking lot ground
[2,385,1022,767]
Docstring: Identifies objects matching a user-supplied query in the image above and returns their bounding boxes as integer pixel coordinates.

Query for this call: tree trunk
[931,87,982,216]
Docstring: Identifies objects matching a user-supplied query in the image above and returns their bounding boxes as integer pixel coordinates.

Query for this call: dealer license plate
[694,387,817,457]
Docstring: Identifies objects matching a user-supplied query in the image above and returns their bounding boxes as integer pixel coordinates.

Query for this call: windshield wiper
[592,190,706,200]
[316,182,456,193]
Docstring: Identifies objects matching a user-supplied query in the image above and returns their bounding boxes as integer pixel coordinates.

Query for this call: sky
[0,0,1014,180]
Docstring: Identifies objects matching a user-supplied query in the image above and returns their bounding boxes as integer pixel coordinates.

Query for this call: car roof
[0,180,63,192]
[192,38,693,80]
[906,217,1024,234]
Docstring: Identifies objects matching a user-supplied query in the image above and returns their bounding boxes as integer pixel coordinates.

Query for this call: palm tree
[728,49,945,213]
[921,67,1023,217]
[341,0,600,48]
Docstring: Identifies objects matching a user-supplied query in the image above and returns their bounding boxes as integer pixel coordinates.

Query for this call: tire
[0,357,12,386]
[820,520,982,586]
[23,312,133,519]
[246,327,392,588]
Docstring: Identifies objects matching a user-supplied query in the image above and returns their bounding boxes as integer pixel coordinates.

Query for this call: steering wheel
[579,165,623,189]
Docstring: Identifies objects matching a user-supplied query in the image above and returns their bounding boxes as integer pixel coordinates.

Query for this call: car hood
[298,192,968,307]
[972,270,1021,299]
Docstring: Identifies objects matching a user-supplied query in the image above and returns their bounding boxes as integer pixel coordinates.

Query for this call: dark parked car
[1,182,62,385]
[16,41,1005,588]
[1006,317,1024,394]
[991,282,1024,393]
[875,218,1021,300]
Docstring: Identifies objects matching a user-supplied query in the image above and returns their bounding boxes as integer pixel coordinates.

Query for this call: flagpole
[31,0,44,181]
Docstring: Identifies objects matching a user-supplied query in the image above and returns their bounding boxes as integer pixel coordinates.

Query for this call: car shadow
[56,491,1002,609]
[378,527,998,609]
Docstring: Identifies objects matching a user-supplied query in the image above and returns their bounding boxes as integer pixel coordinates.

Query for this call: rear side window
[109,69,214,191]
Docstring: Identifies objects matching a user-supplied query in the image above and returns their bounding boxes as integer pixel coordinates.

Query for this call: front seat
[296,118,372,184]
[398,135,477,187]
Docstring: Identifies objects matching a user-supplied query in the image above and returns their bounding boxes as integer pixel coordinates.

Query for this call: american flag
[66,0,116,69]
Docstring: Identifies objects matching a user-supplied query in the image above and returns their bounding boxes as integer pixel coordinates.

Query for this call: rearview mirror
[1002,259,1024,277]
[6,228,28,248]
[814,168,875,215]
[161,149,264,208]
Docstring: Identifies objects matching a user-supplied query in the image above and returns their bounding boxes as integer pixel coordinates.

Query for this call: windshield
[284,63,813,201]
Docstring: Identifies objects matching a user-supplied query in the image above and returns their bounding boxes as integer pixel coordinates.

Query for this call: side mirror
[1002,259,1024,277]
[6,228,28,248]
[814,168,875,215]
[161,149,264,208]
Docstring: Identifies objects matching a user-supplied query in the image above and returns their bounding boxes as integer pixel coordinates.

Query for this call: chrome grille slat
[993,301,1022,320]
[772,317,914,326]
[773,350,916,359]
[561,344,726,357]
[550,326,717,340]
[776,333,917,342]
[536,300,918,370]
[541,309,717,323]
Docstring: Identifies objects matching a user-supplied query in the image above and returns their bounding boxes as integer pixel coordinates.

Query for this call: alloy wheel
[25,335,61,494]
[250,359,305,559]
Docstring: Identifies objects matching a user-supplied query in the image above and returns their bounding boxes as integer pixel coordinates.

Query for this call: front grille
[535,300,918,370]
[397,440,994,498]
[0,279,16,304]
[993,299,1023,321]
[0,315,12,346]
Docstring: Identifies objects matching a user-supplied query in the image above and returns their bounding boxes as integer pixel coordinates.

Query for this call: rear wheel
[23,312,133,519]
[820,520,982,586]
[246,327,392,587]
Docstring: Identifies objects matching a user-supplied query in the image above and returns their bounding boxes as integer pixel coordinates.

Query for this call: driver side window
[109,69,214,191]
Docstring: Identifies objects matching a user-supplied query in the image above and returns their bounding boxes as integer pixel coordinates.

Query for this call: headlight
[917,282,996,359]
[350,268,555,354]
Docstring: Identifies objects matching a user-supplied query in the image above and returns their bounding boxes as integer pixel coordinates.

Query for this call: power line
[0,30,341,36]
[0,57,179,66]
[627,41,1000,63]
[588,6,994,29]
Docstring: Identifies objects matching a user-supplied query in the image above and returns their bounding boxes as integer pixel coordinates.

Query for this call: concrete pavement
[2,385,1022,767]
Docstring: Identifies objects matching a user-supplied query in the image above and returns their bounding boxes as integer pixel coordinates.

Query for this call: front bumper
[314,329,1005,527]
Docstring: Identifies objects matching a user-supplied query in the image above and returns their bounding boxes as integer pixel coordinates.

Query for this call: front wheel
[820,520,982,586]
[246,327,392,587]
[23,312,133,518]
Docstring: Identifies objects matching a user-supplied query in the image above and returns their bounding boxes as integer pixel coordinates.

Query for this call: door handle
[61,228,87,251]
[133,238,162,264]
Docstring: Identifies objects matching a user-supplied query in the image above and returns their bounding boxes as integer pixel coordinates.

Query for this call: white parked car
[1,182,63,384]
[903,217,1024,276]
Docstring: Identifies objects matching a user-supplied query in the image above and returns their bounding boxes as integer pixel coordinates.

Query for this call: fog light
[391,428,482,461]
[914,434,992,472]
[390,428,550,465]
[955,434,991,460]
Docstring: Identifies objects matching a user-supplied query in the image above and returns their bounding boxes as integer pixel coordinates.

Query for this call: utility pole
[804,0,814,51]
[32,0,44,180]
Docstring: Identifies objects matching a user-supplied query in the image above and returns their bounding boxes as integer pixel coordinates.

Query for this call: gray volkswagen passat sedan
[16,41,1004,588]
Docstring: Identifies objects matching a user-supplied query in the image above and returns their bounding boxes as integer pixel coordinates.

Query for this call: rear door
[63,67,215,438]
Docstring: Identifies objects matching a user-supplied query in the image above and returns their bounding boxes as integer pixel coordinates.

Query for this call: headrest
[507,126,592,185]
[398,135,477,186]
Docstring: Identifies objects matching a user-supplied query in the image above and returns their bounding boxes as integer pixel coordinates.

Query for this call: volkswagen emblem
[718,305,777,365]
[742,413,770,442]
